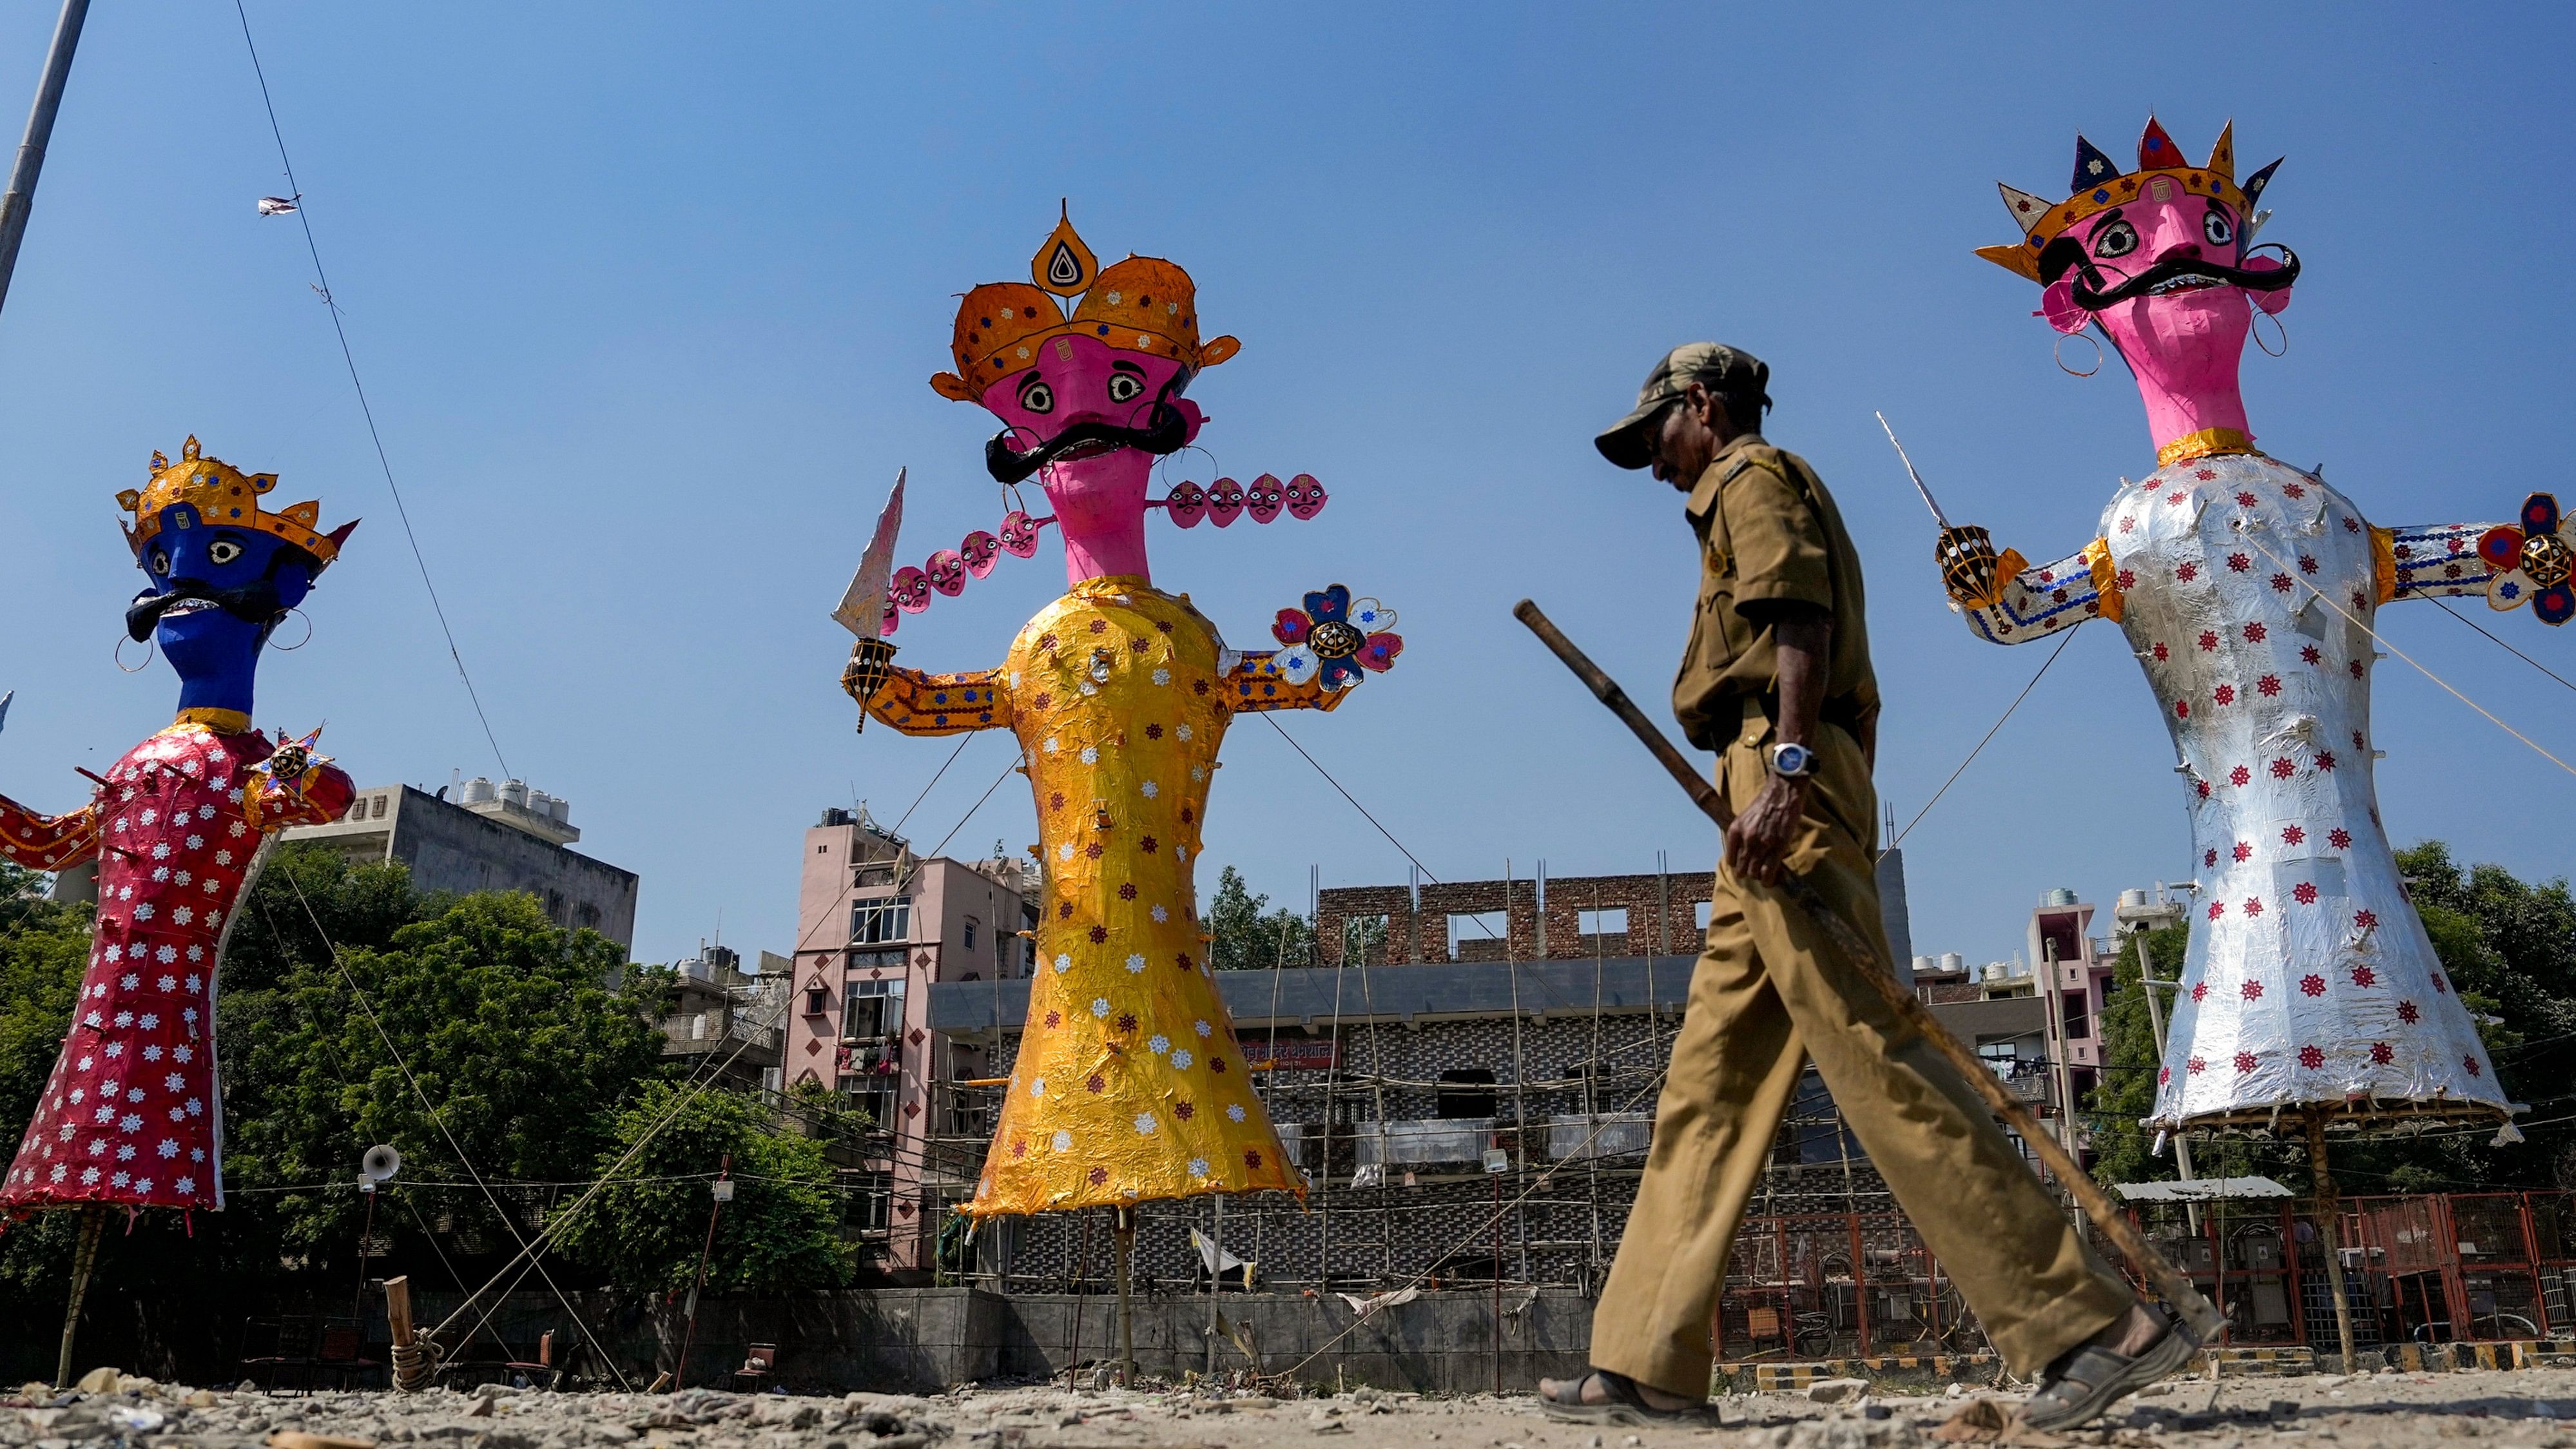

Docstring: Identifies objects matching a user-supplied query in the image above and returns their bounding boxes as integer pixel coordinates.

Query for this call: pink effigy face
[2040,185,2290,405]
[978,335,1205,581]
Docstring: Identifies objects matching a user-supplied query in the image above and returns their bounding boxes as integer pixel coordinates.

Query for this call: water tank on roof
[527,789,554,817]
[1939,951,1965,975]
[2042,887,2078,907]
[461,777,498,806]
[549,795,570,822]
[499,779,530,810]
[1912,955,1935,978]
[1982,960,2007,982]
[2118,888,2149,909]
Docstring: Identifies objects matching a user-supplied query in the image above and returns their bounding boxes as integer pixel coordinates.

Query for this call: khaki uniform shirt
[1672,433,1881,751]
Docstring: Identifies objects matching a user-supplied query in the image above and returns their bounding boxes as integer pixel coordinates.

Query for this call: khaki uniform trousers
[1590,708,2131,1395]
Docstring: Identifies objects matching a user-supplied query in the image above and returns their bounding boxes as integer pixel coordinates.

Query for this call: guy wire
[233,1,511,779]
[2430,595,2576,697]
[1888,626,2078,850]
[2242,535,2576,781]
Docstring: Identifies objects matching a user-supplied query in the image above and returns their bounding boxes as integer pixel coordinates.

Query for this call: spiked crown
[116,436,354,572]
[1977,117,2282,283]
[930,209,1241,402]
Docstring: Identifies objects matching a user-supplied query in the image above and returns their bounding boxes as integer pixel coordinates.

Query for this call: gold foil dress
[856,576,1344,1214]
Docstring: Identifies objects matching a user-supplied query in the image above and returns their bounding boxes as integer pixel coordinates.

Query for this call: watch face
[1774,743,1814,777]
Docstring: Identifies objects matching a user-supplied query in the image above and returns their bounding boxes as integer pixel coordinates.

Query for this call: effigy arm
[0,790,101,871]
[1943,535,2116,644]
[2374,521,2499,603]
[853,661,1014,735]
[1221,652,1353,714]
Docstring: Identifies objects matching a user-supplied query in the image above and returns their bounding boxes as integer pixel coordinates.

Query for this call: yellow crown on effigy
[115,436,354,570]
[1977,117,2281,283]
[930,208,1242,402]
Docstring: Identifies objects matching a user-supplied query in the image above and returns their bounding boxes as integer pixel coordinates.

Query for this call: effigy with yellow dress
[834,213,1402,1220]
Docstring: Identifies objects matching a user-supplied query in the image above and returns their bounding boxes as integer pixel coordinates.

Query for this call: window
[2062,989,2090,1040]
[844,978,906,1040]
[963,917,979,951]
[1578,908,1627,937]
[1435,1068,1497,1120]
[851,895,912,944]
[802,985,830,1017]
[846,948,905,970]
[1448,911,1507,959]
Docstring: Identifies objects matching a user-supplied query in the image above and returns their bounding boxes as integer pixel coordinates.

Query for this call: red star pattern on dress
[2214,685,2237,706]
[2369,1042,2394,1064]
[2329,828,2353,850]
[2232,841,2254,862]
[2243,621,2268,643]
[2300,974,2326,997]
[2245,897,2266,917]
[2282,826,2306,846]
[2299,1045,2325,1068]
[2233,1051,2258,1073]
[2294,882,2318,904]
[2176,562,2198,582]
[2241,977,2263,997]
[2355,909,2379,929]
[2350,966,2376,989]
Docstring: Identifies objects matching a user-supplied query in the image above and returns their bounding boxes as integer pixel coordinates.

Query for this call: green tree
[2089,922,2187,1189]
[224,881,670,1254]
[1206,865,1316,971]
[0,864,93,1138]
[554,1079,852,1293]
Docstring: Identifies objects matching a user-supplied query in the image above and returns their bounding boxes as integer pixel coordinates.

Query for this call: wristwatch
[1767,741,1816,780]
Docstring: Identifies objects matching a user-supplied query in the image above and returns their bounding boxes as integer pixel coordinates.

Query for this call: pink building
[2028,889,2122,1096]
[786,806,1038,1270]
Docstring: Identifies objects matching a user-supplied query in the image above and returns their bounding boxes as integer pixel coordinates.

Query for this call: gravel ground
[7,1366,2573,1449]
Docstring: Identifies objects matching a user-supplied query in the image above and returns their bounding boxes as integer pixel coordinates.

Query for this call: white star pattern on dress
[1140,781,1158,799]
[1052,1131,1073,1151]
[1150,905,1168,923]
[1125,954,1147,974]
[1226,1104,1246,1122]
[1194,1020,1212,1037]
[1148,1035,1170,1055]
[155,1139,179,1159]
[1170,1050,1194,1070]
[1188,1158,1209,1176]
[1133,1113,1157,1134]
[1091,998,1110,1017]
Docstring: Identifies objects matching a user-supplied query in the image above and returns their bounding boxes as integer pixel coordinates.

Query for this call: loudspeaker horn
[360,1143,403,1184]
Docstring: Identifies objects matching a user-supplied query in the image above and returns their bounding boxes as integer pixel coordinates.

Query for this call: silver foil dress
[1957,449,2514,1131]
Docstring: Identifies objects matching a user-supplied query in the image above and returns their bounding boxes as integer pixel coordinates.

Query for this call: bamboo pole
[53,1205,104,1390]
[1514,599,2226,1345]
[2306,1114,2358,1369]
[1113,1208,1137,1387]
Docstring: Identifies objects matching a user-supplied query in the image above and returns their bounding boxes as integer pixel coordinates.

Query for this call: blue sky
[2,3,2570,969]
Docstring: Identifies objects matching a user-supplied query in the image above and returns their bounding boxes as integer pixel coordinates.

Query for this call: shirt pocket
[1697,493,1755,668]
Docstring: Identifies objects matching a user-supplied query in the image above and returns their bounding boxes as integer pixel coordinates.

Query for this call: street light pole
[0,0,91,320]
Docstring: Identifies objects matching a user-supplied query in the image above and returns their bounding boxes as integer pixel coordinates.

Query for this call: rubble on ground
[4,1365,2573,1449]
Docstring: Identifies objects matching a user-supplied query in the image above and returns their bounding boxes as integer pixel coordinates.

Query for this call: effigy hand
[1934,524,2013,608]
[2477,492,2575,626]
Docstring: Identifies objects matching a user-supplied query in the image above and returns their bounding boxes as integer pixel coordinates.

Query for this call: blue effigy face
[126,503,317,712]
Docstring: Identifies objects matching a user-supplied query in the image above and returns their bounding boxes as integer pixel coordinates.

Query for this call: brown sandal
[1538,1368,1722,1426]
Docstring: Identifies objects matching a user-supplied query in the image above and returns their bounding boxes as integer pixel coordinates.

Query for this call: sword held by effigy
[1876,412,2015,607]
[1511,598,2223,1345]
[835,468,907,732]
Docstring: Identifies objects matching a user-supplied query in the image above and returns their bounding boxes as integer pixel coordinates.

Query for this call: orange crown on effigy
[1976,117,2282,283]
[116,436,356,571]
[929,208,1242,402]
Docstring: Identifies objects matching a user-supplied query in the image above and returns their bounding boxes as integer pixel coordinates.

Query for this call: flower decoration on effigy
[2476,492,2573,625]
[1270,585,1402,690]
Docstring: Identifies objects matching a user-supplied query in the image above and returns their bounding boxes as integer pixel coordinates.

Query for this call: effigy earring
[2253,309,2289,358]
[269,608,313,651]
[2055,330,2104,378]
[114,634,154,673]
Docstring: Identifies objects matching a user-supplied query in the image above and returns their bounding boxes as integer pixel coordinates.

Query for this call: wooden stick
[2306,1114,2359,1368]
[1512,598,2225,1345]
[54,1205,104,1390]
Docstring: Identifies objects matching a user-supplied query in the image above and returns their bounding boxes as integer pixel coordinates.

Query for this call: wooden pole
[2306,1114,2359,1369]
[1113,1208,1136,1388]
[1514,599,2226,1345]
[53,1205,103,1390]
[353,1185,380,1325]
[675,1154,731,1388]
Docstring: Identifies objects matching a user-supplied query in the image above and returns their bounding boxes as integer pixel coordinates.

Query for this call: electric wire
[232,1,511,778]
[1256,714,1500,942]
[1886,626,2077,850]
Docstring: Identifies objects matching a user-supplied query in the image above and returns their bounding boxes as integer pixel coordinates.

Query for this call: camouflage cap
[1594,343,1771,470]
